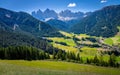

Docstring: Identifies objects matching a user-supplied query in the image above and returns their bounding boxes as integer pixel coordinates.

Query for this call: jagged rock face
[32,9,58,21]
[31,9,91,22]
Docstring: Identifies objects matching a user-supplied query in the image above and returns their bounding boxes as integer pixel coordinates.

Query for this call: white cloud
[67,3,76,7]
[101,0,107,3]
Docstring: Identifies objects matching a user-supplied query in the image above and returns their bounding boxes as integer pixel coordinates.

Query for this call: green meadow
[0,60,120,75]
[47,31,120,63]
[104,26,120,46]
[48,37,76,47]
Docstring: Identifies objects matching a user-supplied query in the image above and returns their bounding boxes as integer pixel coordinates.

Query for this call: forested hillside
[0,8,62,37]
[70,5,120,37]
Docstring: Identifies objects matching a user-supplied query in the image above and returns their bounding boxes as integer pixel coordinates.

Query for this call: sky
[0,0,120,13]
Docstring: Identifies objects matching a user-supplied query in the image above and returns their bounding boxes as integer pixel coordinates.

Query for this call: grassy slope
[48,31,120,62]
[47,37,77,52]
[0,60,120,75]
[48,37,76,46]
[104,37,120,46]
[59,31,73,38]
[80,47,97,58]
[47,32,77,52]
[104,26,120,45]
[53,43,78,52]
[77,34,90,39]
[104,38,113,46]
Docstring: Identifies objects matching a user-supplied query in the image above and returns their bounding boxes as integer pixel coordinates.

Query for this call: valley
[0,2,120,75]
[47,31,120,63]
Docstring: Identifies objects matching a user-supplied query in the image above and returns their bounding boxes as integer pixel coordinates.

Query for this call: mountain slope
[0,8,62,37]
[0,27,61,54]
[70,5,120,37]
[0,7,64,53]
[46,19,69,31]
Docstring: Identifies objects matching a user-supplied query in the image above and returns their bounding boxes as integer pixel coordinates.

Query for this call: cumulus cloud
[101,0,107,3]
[67,3,76,7]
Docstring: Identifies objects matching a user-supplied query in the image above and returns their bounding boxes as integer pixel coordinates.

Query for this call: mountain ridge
[70,5,120,37]
[31,9,92,31]
[0,7,62,37]
[31,9,92,21]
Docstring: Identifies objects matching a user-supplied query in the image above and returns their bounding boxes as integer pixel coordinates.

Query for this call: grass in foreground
[0,60,120,75]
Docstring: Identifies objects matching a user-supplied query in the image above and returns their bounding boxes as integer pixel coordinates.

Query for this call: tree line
[0,46,119,68]
[0,46,50,60]
[52,49,119,68]
[86,54,119,67]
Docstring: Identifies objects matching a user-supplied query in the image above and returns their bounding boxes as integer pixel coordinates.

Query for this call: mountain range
[31,9,91,21]
[31,9,91,31]
[31,5,120,37]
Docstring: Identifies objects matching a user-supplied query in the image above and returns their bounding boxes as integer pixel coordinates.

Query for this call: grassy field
[0,60,120,75]
[48,37,76,47]
[104,36,120,46]
[80,47,97,58]
[104,26,120,46]
[104,38,113,46]
[53,43,78,52]
[76,34,90,39]
[59,31,73,38]
[47,32,120,62]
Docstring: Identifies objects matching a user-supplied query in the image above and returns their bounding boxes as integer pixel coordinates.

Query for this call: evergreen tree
[61,52,66,60]
[76,53,80,61]
[56,50,62,60]
[52,50,56,59]
[109,54,116,67]
[86,58,91,64]
[93,55,99,65]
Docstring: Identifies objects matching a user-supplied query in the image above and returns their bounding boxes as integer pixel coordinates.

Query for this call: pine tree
[61,52,66,60]
[80,57,83,63]
[76,53,80,61]
[53,50,56,59]
[86,58,90,64]
[109,54,116,67]
[56,50,62,60]
[93,55,99,64]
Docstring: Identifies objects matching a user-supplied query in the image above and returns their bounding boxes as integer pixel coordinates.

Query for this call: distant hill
[70,5,120,37]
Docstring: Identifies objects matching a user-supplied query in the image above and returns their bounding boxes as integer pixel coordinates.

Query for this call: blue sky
[0,0,120,13]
